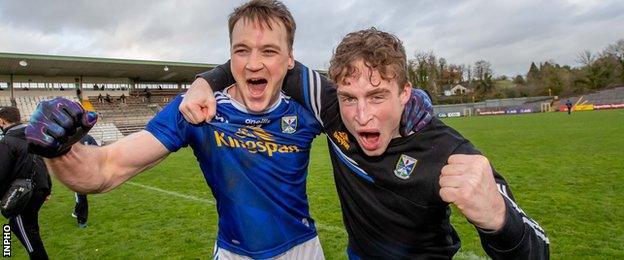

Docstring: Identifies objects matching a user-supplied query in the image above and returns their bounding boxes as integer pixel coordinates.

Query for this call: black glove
[25,97,98,158]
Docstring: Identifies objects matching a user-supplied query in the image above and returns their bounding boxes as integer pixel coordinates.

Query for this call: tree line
[408,39,624,104]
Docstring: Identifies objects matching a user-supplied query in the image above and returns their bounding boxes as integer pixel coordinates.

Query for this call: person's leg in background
[9,189,50,260]
[73,193,89,228]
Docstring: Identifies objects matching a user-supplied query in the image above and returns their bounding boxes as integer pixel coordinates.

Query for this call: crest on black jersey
[394,154,417,179]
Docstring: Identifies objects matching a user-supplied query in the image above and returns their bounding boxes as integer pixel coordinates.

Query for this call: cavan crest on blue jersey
[281,115,298,134]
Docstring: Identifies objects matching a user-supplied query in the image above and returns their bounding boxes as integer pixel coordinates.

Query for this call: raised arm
[26,98,170,194]
[44,131,169,194]
[441,142,549,259]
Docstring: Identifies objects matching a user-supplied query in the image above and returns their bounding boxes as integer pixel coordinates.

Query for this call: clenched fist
[439,154,506,231]
[26,97,98,158]
[179,77,217,124]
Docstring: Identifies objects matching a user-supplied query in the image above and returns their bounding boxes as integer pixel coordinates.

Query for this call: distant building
[442,84,472,96]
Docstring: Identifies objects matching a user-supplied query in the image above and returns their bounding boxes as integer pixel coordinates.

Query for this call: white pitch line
[453,251,489,260]
[126,181,214,205]
[125,181,346,233]
[316,223,346,233]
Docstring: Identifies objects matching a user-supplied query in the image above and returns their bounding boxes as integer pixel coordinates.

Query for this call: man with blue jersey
[24,1,329,258]
[181,28,550,259]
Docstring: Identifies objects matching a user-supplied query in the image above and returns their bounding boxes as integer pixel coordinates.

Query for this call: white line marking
[125,181,346,233]
[316,223,346,233]
[454,251,489,260]
[126,181,214,205]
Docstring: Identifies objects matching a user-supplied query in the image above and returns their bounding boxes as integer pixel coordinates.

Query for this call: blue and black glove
[400,88,433,136]
[26,97,98,158]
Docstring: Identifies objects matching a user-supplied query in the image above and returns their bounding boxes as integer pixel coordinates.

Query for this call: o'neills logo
[333,131,350,150]
[214,126,299,156]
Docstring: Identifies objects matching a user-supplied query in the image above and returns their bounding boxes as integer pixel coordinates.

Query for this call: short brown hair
[329,27,409,88]
[0,106,20,123]
[228,0,296,51]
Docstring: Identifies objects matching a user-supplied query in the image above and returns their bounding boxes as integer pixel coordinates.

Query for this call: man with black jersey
[179,28,549,259]
[0,106,52,259]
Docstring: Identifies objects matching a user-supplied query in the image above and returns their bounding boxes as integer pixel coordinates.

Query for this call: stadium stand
[433,86,624,117]
[89,122,124,145]
[73,88,182,138]
[15,95,80,122]
[434,96,552,117]
[130,88,183,107]
[560,86,624,111]
[89,94,161,136]
[1,52,218,144]
[0,96,12,106]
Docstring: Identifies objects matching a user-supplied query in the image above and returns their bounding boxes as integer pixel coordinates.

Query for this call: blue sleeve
[145,95,190,152]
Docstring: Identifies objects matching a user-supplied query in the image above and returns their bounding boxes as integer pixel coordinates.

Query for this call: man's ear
[288,51,295,69]
[399,82,412,105]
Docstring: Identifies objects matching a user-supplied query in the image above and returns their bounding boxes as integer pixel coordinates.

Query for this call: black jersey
[198,61,549,259]
[0,124,52,194]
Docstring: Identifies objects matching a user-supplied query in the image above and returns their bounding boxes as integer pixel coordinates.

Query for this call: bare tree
[602,39,624,82]
[602,39,624,60]
[473,60,492,82]
[576,50,595,66]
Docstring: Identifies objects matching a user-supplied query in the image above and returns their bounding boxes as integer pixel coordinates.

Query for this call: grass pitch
[6,109,624,259]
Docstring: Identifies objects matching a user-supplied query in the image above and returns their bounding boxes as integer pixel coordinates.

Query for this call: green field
[6,109,624,259]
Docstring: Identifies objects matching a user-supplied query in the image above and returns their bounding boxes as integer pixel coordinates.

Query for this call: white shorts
[212,236,325,260]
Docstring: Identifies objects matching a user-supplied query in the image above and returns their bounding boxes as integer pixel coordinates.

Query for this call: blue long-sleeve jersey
[146,87,321,258]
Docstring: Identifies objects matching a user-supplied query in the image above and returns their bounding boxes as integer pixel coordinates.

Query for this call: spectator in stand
[76,88,83,101]
[93,84,99,90]
[145,89,152,103]
[117,94,127,104]
[97,94,104,103]
[565,99,573,115]
[105,93,113,103]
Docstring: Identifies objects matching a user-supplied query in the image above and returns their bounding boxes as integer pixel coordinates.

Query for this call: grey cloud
[1,0,622,76]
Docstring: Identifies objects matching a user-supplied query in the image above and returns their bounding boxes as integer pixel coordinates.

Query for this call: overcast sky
[1,0,623,76]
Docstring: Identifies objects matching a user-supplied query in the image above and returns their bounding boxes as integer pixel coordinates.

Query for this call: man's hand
[26,97,98,158]
[400,88,433,136]
[179,77,217,124]
[439,154,506,231]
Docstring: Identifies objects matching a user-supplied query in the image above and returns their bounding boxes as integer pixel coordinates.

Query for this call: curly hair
[329,28,409,88]
[228,0,296,51]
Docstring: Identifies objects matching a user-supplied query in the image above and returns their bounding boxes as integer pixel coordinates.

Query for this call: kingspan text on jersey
[213,130,300,156]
